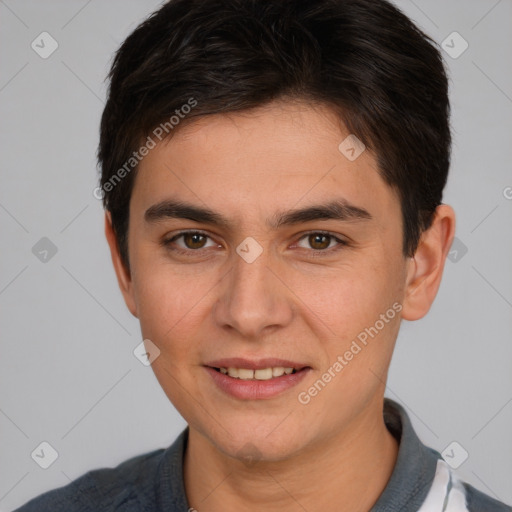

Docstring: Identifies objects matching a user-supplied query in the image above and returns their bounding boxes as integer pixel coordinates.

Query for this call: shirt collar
[371,398,441,511]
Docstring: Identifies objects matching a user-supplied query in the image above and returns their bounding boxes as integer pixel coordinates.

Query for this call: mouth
[204,358,312,399]
[211,366,300,380]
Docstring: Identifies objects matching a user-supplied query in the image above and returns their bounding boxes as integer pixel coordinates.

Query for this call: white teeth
[238,368,254,380]
[272,367,285,377]
[227,367,239,378]
[218,366,298,380]
[254,368,273,380]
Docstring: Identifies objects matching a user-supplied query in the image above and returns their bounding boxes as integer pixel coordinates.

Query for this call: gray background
[1,0,511,510]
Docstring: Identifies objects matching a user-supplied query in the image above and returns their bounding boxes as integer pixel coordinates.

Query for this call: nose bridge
[214,243,292,337]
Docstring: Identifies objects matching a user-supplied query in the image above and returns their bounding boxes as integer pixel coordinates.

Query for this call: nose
[213,245,294,339]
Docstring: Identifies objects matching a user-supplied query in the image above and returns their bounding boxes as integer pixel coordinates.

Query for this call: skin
[105,99,456,511]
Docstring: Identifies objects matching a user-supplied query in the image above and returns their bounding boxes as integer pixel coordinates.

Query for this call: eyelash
[161,230,348,257]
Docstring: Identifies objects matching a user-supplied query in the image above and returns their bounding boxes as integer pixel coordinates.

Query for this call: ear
[104,211,138,318]
[401,204,456,321]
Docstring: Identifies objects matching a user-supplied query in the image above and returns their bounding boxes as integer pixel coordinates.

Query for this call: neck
[184,398,398,512]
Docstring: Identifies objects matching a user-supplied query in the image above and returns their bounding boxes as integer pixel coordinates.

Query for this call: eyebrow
[144,198,372,229]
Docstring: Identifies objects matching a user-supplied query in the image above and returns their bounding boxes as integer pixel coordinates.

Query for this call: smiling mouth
[211,366,303,380]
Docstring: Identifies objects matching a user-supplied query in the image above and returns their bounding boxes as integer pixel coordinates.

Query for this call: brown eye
[163,231,218,252]
[183,232,208,249]
[308,233,332,250]
[295,232,347,253]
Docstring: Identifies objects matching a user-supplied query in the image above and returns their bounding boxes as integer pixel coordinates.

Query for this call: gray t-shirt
[14,399,511,511]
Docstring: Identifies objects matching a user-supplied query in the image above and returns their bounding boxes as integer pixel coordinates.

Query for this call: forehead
[131,100,401,229]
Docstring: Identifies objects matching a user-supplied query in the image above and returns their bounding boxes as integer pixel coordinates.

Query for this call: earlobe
[401,205,456,321]
[104,211,138,318]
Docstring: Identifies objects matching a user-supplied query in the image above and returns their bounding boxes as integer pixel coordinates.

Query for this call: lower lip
[205,366,311,400]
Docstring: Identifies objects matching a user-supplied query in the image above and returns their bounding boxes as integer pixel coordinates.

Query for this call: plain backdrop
[1,0,511,510]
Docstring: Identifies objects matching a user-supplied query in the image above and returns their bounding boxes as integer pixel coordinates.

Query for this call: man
[15,0,511,510]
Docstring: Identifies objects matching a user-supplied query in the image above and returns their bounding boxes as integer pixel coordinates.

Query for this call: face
[111,100,416,461]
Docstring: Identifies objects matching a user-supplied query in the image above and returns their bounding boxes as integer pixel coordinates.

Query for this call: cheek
[131,257,209,350]
[296,260,393,328]
[131,262,210,420]
[298,258,401,366]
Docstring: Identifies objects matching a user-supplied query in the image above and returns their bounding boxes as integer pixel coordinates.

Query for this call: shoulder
[381,399,511,512]
[13,447,167,512]
[419,458,511,512]
[463,481,512,512]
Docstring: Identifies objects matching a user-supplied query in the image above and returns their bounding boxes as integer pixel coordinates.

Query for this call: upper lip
[205,357,310,370]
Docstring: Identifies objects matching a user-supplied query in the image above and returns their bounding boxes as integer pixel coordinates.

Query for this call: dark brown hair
[98,0,451,270]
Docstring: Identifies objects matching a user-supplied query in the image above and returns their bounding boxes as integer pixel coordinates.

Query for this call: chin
[206,424,307,465]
